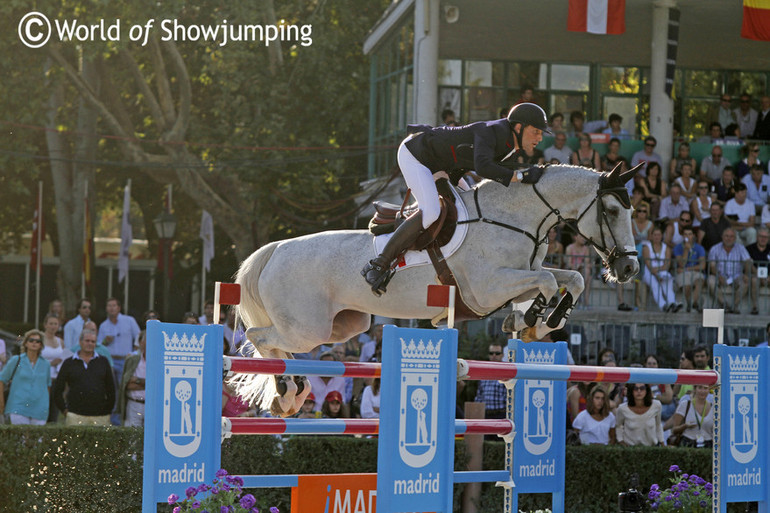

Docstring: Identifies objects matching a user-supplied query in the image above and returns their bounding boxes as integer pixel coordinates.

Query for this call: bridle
[459,170,637,270]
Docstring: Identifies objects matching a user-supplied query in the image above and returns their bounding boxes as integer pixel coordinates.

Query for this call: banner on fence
[291,473,377,513]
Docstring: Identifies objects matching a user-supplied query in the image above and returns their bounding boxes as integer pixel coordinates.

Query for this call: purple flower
[704,482,713,493]
[669,464,680,472]
[270,508,280,513]
[700,500,708,508]
[173,508,181,513]
[216,468,229,478]
[665,495,673,502]
[681,473,689,480]
[222,482,231,491]
[650,484,660,491]
[191,500,201,509]
[673,500,682,509]
[695,476,707,486]
[651,502,659,511]
[692,490,700,496]
[240,494,257,509]
[168,493,179,504]
[251,509,260,513]
[231,476,244,487]
[186,486,198,498]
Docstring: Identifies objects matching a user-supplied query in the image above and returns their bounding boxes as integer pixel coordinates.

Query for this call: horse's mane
[471,164,602,196]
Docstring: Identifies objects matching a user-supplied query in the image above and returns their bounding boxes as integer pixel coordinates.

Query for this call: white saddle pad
[371,188,470,271]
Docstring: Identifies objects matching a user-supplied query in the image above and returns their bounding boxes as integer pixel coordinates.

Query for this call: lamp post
[153,211,177,320]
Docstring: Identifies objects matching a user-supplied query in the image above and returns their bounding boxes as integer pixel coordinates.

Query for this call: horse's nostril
[624,264,633,275]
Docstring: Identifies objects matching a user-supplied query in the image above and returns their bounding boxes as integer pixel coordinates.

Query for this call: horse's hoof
[546,291,573,329]
[502,310,525,333]
[524,293,548,327]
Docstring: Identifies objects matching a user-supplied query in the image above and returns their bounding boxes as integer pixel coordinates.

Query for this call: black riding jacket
[404,118,521,186]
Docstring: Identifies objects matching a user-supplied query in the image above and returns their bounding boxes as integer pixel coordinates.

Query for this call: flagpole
[82,180,87,298]
[201,259,206,315]
[23,262,30,323]
[124,179,131,309]
[35,180,43,328]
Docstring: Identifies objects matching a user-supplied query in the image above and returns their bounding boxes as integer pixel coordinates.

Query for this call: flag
[30,182,44,273]
[83,182,93,291]
[742,0,770,41]
[200,210,214,272]
[118,181,132,283]
[567,0,626,35]
[426,284,452,308]
[217,283,241,305]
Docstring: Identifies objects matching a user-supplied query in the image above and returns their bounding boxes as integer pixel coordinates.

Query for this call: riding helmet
[507,103,551,133]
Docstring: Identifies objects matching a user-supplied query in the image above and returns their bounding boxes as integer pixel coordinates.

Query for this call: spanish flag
[742,0,770,41]
[567,0,626,35]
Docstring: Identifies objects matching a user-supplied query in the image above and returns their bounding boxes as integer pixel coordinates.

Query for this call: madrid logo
[522,348,555,456]
[162,331,206,458]
[399,338,441,468]
[728,354,760,464]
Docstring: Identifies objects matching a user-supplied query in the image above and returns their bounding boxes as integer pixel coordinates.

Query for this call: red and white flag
[742,0,770,41]
[567,0,626,35]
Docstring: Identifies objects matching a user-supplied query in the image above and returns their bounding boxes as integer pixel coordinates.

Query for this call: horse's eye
[608,207,619,216]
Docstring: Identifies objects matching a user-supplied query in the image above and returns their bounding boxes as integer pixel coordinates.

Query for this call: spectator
[71,320,114,368]
[198,300,215,325]
[515,85,536,105]
[441,108,457,127]
[571,386,616,445]
[691,180,713,228]
[597,353,624,409]
[673,162,697,201]
[658,184,690,227]
[295,393,317,419]
[308,351,348,411]
[642,226,681,312]
[119,330,147,427]
[567,110,585,137]
[754,95,770,140]
[639,162,667,217]
[97,297,140,424]
[321,390,349,419]
[41,313,68,422]
[182,312,199,324]
[474,343,507,422]
[601,138,629,178]
[697,122,723,144]
[669,142,697,181]
[360,378,381,419]
[671,384,714,448]
[714,94,736,130]
[630,186,646,211]
[47,299,66,336]
[699,202,731,253]
[747,227,770,315]
[724,123,743,144]
[544,225,564,268]
[515,145,545,165]
[693,345,711,370]
[644,354,676,422]
[664,210,693,249]
[734,93,758,139]
[543,131,573,164]
[741,163,770,215]
[54,329,115,426]
[141,310,158,328]
[700,145,729,184]
[616,383,665,446]
[714,166,737,204]
[567,381,594,430]
[565,234,593,307]
[724,183,757,246]
[736,143,764,180]
[673,226,706,312]
[0,330,51,425]
[359,324,383,363]
[632,201,653,244]
[597,347,617,366]
[631,136,664,178]
[672,350,696,400]
[707,228,752,314]
[549,112,565,133]
[571,133,601,169]
[63,298,92,350]
[601,113,631,140]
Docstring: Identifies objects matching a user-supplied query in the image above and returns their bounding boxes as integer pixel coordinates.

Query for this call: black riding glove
[519,165,547,184]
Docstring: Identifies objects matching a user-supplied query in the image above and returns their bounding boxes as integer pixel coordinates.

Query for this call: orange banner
[290,474,377,513]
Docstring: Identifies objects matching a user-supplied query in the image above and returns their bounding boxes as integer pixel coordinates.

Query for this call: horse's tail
[235,241,279,330]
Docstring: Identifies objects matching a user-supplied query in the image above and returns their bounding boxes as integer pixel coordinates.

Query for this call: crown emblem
[163,331,206,354]
[728,354,760,374]
[522,348,556,365]
[400,338,442,360]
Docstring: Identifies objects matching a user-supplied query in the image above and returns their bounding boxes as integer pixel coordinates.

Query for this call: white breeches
[643,270,676,310]
[397,139,441,229]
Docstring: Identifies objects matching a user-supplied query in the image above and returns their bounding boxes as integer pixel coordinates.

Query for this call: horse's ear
[607,162,623,183]
[619,163,644,184]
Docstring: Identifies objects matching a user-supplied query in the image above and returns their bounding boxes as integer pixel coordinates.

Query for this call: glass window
[725,71,766,98]
[438,59,462,86]
[683,70,721,97]
[680,99,712,139]
[550,94,588,120]
[551,64,590,92]
[600,67,640,94]
[465,88,504,122]
[465,60,493,87]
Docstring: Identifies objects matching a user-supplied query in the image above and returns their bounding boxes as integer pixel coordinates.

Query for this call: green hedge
[0,426,752,513]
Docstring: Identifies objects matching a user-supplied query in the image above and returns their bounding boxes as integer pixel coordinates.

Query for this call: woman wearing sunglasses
[615,383,665,446]
[0,330,51,425]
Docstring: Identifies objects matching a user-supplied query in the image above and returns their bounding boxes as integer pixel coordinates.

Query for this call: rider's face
[517,125,543,153]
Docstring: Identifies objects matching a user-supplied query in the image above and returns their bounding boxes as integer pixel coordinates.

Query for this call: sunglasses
[645,143,656,147]
[633,385,647,391]
[27,338,42,343]
[638,209,648,213]
[712,154,722,157]
[699,186,709,189]
[680,217,692,222]
[488,351,503,356]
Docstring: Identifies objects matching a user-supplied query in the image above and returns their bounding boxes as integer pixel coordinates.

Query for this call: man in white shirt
[741,164,770,215]
[725,183,757,246]
[658,184,690,225]
[716,95,736,131]
[543,131,573,164]
[700,146,729,184]
[733,93,758,138]
[63,298,92,350]
[630,136,663,177]
[97,297,140,424]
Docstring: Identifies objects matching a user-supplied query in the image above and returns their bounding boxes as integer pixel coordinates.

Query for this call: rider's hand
[518,166,545,184]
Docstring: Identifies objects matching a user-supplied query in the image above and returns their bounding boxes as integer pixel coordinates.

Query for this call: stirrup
[362,260,395,297]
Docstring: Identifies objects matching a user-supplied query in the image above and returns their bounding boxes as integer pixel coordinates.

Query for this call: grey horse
[233,163,640,414]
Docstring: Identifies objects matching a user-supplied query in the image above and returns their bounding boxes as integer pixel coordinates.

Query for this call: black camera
[618,473,645,512]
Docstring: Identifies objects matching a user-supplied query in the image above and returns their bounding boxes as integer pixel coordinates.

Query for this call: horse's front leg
[541,268,585,330]
[475,269,559,333]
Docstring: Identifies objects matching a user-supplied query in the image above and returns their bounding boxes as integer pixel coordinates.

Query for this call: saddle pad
[371,187,470,271]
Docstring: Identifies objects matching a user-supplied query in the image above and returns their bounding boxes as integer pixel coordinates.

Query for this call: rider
[362,102,551,296]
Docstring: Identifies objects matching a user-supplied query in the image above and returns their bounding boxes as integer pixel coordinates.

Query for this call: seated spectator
[741,163,770,215]
[182,312,199,324]
[359,324,383,363]
[724,123,743,144]
[567,110,585,137]
[642,226,681,312]
[631,136,664,178]
[321,390,349,418]
[700,145,729,184]
[601,113,631,140]
[673,162,697,201]
[725,183,757,246]
[707,228,752,314]
[565,234,593,307]
[658,184,690,228]
[736,142,764,179]
[632,201,653,244]
[639,162,667,217]
[630,186,646,211]
[615,383,665,446]
[602,138,629,186]
[544,225,564,268]
[671,350,696,401]
[691,180,713,228]
[597,347,617,366]
[644,354,676,422]
[308,351,348,411]
[549,112,565,133]
[670,384,714,448]
[699,202,731,253]
[673,226,706,313]
[664,211,693,249]
[295,393,317,419]
[697,122,723,144]
[714,166,737,205]
[571,386,616,445]
[543,131,573,164]
[567,381,594,429]
[747,227,770,315]
[669,142,697,181]
[515,146,545,165]
[0,330,51,425]
[571,133,601,169]
[360,378,381,419]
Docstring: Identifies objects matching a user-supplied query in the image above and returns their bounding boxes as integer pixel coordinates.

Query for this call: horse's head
[574,163,642,283]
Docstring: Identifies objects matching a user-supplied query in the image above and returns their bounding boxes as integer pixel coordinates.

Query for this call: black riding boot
[362,212,425,296]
